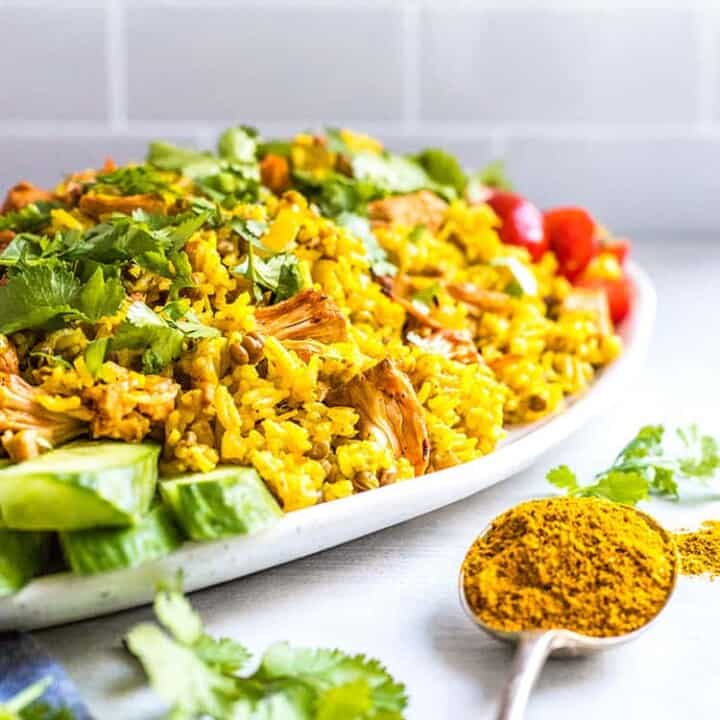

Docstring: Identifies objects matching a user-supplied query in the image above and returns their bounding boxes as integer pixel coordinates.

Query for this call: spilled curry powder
[674,521,720,577]
[462,497,677,638]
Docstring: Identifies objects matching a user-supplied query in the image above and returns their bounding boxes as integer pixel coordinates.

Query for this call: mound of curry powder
[674,521,720,577]
[462,497,677,638]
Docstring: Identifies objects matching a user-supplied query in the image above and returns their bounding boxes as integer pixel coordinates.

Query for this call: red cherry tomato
[602,238,631,265]
[576,275,632,325]
[486,191,548,262]
[543,207,597,281]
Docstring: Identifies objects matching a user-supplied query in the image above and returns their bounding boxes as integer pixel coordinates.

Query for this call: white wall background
[2,0,720,234]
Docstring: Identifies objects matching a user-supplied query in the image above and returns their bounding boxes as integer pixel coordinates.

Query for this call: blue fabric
[0,632,94,718]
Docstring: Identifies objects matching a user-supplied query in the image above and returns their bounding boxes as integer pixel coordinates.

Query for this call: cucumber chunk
[0,442,159,530]
[0,530,51,596]
[60,505,182,575]
[160,466,282,541]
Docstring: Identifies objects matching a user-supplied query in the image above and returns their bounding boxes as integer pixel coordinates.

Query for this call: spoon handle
[495,631,558,720]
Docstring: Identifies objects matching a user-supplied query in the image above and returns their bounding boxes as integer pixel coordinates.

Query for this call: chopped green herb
[29,352,72,370]
[110,302,185,374]
[0,262,80,334]
[147,128,260,206]
[0,201,60,234]
[111,300,219,373]
[411,282,442,310]
[84,337,109,377]
[75,267,125,323]
[230,218,268,247]
[125,587,408,720]
[548,424,720,505]
[93,165,173,197]
[476,160,513,191]
[415,148,467,194]
[336,212,396,277]
[0,676,72,720]
[234,246,305,303]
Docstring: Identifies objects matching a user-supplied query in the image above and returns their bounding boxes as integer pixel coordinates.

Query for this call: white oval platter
[0,262,656,630]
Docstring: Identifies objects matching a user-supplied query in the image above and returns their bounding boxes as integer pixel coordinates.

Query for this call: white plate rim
[0,261,656,630]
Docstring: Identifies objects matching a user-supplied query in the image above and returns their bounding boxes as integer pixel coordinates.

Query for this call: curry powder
[462,497,677,638]
[674,521,720,577]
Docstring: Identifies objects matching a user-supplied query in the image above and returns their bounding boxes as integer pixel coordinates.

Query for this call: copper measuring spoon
[458,507,679,720]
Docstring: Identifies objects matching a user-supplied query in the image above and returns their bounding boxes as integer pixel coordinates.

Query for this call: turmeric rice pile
[0,128,623,511]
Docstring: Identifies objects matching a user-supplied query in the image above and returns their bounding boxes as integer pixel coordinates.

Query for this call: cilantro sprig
[548,424,720,505]
[147,127,260,207]
[125,587,408,720]
[111,300,219,374]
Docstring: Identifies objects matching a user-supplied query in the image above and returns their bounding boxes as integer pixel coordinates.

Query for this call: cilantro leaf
[579,470,650,505]
[234,246,305,304]
[146,141,221,179]
[547,423,720,505]
[217,127,258,164]
[126,588,408,720]
[0,201,60,234]
[148,132,260,206]
[336,212,396,277]
[476,160,513,191]
[411,282,442,311]
[415,148,467,194]
[125,623,238,718]
[677,424,720,478]
[162,301,220,340]
[110,301,185,373]
[351,151,455,201]
[93,165,172,196]
[0,262,81,334]
[75,267,125,322]
[83,337,109,377]
[546,465,579,492]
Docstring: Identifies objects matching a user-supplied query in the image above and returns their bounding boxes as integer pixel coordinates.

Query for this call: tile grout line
[401,0,421,134]
[107,0,128,132]
[3,121,720,142]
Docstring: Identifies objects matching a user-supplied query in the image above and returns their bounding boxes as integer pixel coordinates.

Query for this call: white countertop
[36,238,720,720]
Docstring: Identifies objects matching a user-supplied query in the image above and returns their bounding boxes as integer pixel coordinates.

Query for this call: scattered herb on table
[125,587,408,720]
[548,424,720,505]
[0,676,74,719]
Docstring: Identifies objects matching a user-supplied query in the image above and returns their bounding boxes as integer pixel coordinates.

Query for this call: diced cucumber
[60,505,183,575]
[160,466,282,541]
[0,530,51,596]
[0,442,159,531]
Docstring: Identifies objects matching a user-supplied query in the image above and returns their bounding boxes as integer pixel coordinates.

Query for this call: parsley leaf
[547,424,720,505]
[125,588,408,720]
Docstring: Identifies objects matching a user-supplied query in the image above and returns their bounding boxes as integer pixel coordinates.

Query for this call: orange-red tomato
[602,238,631,265]
[543,207,597,280]
[486,191,548,262]
[576,275,632,325]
